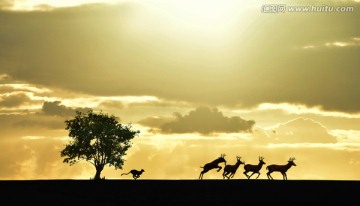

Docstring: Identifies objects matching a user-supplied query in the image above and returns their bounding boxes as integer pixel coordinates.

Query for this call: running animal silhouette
[121,169,145,180]
[243,156,266,179]
[199,154,226,180]
[267,157,296,180]
[223,156,245,179]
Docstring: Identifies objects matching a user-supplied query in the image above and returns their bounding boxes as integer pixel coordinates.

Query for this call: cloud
[256,103,360,119]
[138,116,173,129]
[254,118,337,144]
[0,83,50,94]
[0,0,13,10]
[274,118,337,143]
[139,107,255,134]
[303,36,360,49]
[0,93,31,107]
[0,0,126,11]
[0,73,11,82]
[98,100,125,110]
[41,101,91,117]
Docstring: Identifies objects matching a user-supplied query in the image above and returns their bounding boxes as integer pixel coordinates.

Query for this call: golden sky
[1,0,360,180]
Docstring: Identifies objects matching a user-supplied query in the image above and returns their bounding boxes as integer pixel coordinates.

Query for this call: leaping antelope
[223,156,245,179]
[199,154,227,180]
[243,156,266,179]
[266,157,296,180]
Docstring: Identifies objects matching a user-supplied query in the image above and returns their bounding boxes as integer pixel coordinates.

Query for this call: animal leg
[222,171,227,179]
[226,172,232,179]
[244,171,249,179]
[282,172,287,180]
[256,172,261,179]
[248,172,255,179]
[199,171,206,180]
[217,166,222,172]
[231,173,235,178]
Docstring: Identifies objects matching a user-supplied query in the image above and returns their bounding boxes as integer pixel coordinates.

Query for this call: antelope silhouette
[267,157,296,180]
[121,169,145,180]
[223,156,245,179]
[199,154,226,180]
[243,156,266,179]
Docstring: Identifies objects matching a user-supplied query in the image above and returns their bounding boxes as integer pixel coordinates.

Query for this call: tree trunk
[94,165,104,180]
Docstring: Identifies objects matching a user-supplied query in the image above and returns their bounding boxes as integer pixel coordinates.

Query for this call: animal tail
[121,172,130,176]
[266,166,269,170]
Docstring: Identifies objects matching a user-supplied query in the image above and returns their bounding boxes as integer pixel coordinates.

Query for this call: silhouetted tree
[60,110,140,180]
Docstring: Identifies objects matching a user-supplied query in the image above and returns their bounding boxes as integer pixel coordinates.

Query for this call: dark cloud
[0,3,359,112]
[0,93,31,107]
[138,116,173,129]
[139,107,255,134]
[41,101,91,117]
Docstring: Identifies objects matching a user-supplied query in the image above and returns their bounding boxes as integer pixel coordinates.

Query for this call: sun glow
[121,0,258,60]
[136,0,252,35]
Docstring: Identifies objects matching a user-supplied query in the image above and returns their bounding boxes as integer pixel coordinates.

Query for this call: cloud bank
[41,101,91,117]
[139,107,255,134]
[254,117,337,144]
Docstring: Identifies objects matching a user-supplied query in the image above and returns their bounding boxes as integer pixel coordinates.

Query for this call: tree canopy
[60,110,140,180]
